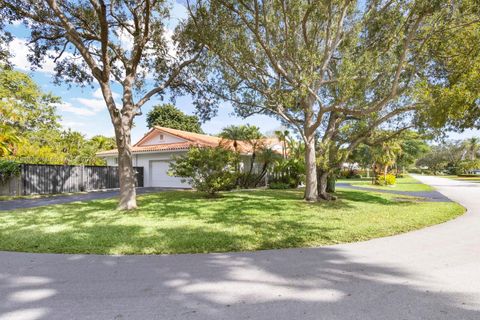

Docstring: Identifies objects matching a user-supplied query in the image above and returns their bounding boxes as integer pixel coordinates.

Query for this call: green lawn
[338,175,434,192]
[0,188,463,255]
[0,192,85,202]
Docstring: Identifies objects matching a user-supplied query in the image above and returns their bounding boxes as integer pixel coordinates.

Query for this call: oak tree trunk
[326,174,336,193]
[317,170,336,200]
[304,137,318,201]
[114,124,137,210]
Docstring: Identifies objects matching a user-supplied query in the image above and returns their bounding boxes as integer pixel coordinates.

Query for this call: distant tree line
[416,138,480,175]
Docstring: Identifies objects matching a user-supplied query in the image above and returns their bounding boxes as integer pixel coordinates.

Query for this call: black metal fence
[1,164,144,196]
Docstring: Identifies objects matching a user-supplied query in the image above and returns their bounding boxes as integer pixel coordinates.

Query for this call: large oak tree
[1,0,205,209]
[186,0,477,200]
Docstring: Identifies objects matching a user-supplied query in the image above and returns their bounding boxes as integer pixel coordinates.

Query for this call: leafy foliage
[0,67,115,165]
[415,140,476,175]
[377,174,397,186]
[0,67,59,156]
[415,0,480,131]
[219,124,277,188]
[348,131,430,176]
[0,67,59,131]
[169,146,239,196]
[11,131,116,166]
[463,138,480,161]
[457,160,480,174]
[0,160,20,183]
[146,104,203,133]
[219,125,262,146]
[270,134,305,188]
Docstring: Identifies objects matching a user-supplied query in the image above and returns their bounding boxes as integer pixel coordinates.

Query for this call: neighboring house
[96,126,282,188]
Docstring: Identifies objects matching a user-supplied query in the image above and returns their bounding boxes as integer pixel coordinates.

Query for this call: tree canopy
[146,104,203,133]
[415,0,480,132]
[186,0,479,200]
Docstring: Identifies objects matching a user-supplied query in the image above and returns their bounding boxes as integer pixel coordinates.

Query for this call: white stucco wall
[102,151,261,188]
[136,151,188,187]
[141,132,185,146]
[103,151,189,187]
[104,156,118,166]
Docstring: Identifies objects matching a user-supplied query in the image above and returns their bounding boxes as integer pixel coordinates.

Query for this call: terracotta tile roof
[146,126,223,147]
[96,142,196,156]
[96,126,282,156]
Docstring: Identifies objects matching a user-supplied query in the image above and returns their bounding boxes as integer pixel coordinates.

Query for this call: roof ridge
[154,126,220,140]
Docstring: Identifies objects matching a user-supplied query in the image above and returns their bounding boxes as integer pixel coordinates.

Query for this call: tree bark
[318,170,328,199]
[304,136,318,201]
[317,170,336,200]
[326,174,336,193]
[114,124,137,210]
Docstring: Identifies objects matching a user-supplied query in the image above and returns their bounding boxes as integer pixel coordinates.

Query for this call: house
[96,126,282,188]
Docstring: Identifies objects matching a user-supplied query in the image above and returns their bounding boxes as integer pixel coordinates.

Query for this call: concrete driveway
[0,175,479,320]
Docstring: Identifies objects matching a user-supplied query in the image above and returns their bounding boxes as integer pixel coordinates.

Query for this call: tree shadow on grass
[0,246,478,319]
[0,188,429,255]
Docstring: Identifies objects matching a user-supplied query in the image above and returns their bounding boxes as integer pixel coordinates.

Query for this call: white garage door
[150,161,190,188]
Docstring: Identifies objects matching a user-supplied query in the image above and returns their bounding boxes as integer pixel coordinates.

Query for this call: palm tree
[90,135,116,151]
[243,126,264,179]
[0,124,20,156]
[371,139,402,182]
[274,129,290,159]
[254,148,279,186]
[219,125,249,152]
[220,125,266,187]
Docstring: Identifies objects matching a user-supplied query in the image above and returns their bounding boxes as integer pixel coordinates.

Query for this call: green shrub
[272,158,305,188]
[0,160,21,183]
[377,173,396,186]
[169,147,239,196]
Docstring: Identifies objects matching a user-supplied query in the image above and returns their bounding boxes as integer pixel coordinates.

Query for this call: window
[159,134,164,141]
[113,157,118,165]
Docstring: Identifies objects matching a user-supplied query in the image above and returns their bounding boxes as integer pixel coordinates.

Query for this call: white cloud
[164,28,178,59]
[9,37,72,74]
[60,118,114,138]
[57,88,121,117]
[71,97,106,113]
[56,102,96,116]
[92,88,120,100]
[60,120,86,129]
[118,26,134,51]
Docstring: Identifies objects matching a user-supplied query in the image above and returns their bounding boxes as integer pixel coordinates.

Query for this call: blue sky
[6,1,283,142]
[5,1,478,143]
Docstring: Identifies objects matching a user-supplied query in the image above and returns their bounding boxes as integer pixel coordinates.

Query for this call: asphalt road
[0,175,479,320]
